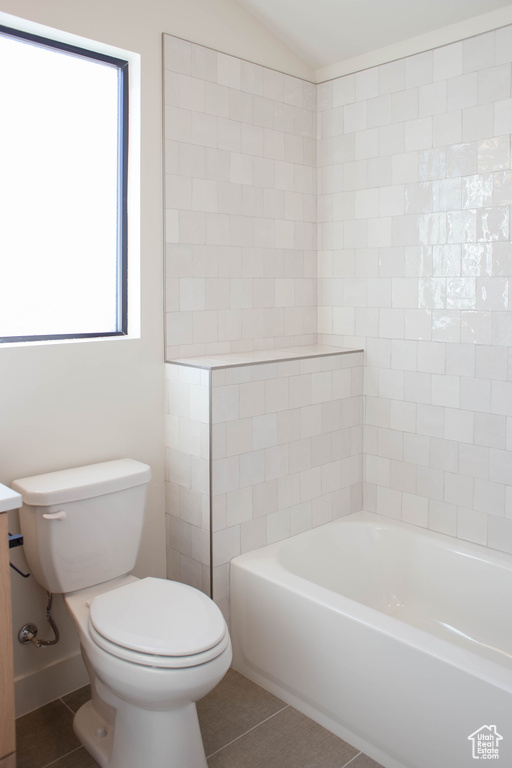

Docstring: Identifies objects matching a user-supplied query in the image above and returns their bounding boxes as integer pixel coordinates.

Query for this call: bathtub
[230,511,512,768]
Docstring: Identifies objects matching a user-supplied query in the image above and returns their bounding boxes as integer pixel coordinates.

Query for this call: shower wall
[164,25,512,559]
[318,26,512,553]
[163,34,317,359]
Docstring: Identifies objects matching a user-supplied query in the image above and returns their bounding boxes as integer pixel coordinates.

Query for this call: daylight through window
[0,25,128,342]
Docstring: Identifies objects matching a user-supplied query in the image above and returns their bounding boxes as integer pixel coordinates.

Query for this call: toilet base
[74,701,113,767]
[74,697,208,768]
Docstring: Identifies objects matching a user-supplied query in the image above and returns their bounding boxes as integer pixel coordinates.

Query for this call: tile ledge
[166,345,363,370]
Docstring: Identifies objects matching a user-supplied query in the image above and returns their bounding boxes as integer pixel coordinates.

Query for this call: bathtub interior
[231,512,512,768]
[270,512,512,670]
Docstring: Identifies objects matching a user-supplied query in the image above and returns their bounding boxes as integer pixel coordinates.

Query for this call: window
[0,24,129,342]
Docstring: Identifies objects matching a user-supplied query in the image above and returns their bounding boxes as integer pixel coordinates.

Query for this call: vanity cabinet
[0,512,15,766]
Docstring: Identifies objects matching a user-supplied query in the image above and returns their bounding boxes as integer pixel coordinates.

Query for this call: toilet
[12,459,232,768]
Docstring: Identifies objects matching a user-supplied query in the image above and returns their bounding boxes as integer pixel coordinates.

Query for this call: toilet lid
[89,577,226,657]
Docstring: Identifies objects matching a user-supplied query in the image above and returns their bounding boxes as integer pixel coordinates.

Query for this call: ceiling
[236,0,512,70]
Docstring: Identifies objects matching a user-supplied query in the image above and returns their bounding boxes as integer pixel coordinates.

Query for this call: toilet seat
[88,577,229,669]
[88,622,230,668]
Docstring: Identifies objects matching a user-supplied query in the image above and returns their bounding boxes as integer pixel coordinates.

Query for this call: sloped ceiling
[235,0,512,70]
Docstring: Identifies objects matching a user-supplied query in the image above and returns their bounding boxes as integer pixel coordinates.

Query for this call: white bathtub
[230,511,512,768]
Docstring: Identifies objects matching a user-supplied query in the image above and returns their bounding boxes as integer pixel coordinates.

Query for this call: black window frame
[0,24,129,343]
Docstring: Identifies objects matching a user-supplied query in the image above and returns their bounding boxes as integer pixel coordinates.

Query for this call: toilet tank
[12,459,152,594]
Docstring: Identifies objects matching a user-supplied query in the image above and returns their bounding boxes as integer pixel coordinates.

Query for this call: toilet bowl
[13,459,231,768]
[65,576,232,768]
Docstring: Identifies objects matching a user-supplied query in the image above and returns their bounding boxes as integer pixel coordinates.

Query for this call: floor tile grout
[58,697,77,716]
[206,703,290,759]
[41,745,84,768]
[342,751,363,767]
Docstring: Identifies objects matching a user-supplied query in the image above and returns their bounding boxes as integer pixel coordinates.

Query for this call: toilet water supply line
[9,531,60,647]
[18,591,60,648]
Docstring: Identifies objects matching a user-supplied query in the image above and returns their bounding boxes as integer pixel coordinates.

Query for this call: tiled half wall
[165,347,363,617]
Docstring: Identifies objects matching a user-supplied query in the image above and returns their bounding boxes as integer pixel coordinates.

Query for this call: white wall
[315,5,512,81]
[0,0,311,715]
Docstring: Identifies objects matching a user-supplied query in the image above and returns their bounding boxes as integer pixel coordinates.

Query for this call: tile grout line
[41,745,86,768]
[206,703,290,759]
[59,696,78,716]
[342,751,364,768]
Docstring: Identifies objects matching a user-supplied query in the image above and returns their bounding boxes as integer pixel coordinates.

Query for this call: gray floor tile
[198,668,286,756]
[61,686,91,714]
[349,754,385,768]
[15,669,382,768]
[42,747,100,768]
[16,700,81,768]
[207,704,358,768]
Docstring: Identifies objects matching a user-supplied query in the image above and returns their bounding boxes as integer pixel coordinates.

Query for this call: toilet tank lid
[12,459,152,506]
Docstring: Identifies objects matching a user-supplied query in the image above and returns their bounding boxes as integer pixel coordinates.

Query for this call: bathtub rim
[233,510,512,569]
[230,510,512,693]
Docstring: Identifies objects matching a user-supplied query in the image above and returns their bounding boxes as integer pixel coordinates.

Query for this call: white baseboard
[15,650,88,718]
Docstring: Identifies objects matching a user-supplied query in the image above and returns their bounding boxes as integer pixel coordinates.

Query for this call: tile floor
[15,668,384,768]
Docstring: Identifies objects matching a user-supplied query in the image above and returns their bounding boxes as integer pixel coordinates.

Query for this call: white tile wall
[165,349,363,617]
[165,363,211,595]
[164,35,317,359]
[164,25,512,561]
[319,27,512,555]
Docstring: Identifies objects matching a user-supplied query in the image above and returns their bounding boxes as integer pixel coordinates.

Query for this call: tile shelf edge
[166,345,364,370]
